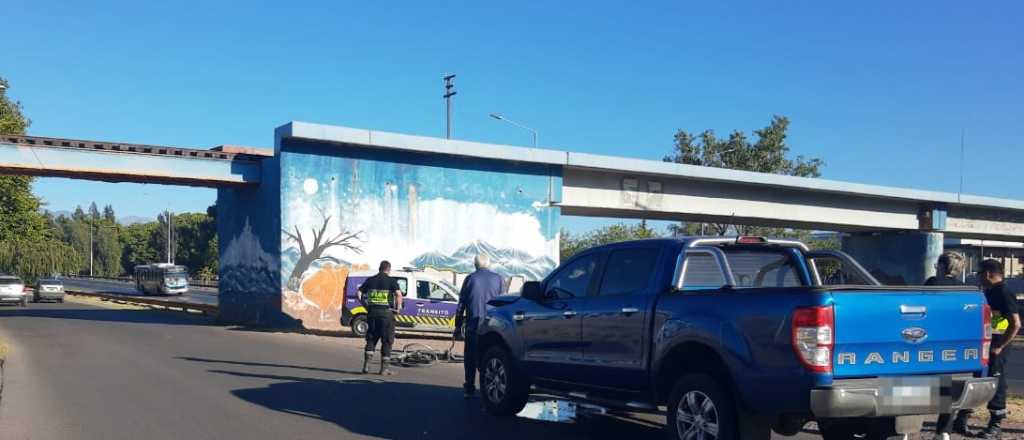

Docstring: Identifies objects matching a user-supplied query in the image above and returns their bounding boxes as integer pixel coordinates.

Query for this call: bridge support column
[842,231,943,285]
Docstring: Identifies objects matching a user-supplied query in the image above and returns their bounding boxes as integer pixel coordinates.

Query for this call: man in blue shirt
[454,253,504,398]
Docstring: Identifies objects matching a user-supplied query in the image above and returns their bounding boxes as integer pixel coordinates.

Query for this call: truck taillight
[982,304,992,366]
[792,305,834,373]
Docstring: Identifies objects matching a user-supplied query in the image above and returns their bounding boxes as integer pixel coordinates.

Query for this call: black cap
[978,259,1004,276]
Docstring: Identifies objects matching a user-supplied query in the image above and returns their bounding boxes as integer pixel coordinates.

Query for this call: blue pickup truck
[477,237,998,440]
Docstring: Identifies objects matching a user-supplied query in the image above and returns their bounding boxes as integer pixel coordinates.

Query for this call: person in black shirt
[930,252,970,438]
[925,251,966,286]
[973,259,1021,440]
[357,261,404,375]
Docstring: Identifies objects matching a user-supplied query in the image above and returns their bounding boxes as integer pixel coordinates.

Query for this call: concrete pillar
[216,153,291,327]
[842,231,943,285]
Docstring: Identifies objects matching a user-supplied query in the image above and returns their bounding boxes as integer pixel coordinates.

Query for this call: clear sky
[3,1,1021,232]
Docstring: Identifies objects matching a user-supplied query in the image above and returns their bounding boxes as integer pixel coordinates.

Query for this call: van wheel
[350,315,368,337]
[481,346,529,416]
[667,374,737,440]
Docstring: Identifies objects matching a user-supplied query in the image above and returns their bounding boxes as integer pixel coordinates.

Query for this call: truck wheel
[480,345,529,416]
[667,374,737,440]
[350,315,369,338]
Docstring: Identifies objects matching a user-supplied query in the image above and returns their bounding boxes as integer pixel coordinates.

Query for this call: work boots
[379,357,394,376]
[361,352,373,374]
[978,414,1005,440]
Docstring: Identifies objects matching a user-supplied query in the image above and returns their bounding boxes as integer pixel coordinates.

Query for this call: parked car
[0,275,28,307]
[477,237,997,440]
[34,278,65,303]
[341,268,461,337]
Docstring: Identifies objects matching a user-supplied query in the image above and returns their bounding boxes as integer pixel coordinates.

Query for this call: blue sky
[3,1,1021,233]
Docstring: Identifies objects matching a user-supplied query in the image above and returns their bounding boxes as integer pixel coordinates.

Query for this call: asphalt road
[61,278,217,306]
[0,300,823,440]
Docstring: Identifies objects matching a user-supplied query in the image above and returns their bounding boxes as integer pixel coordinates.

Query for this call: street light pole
[489,113,538,147]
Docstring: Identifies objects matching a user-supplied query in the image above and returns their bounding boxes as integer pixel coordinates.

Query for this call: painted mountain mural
[412,240,556,281]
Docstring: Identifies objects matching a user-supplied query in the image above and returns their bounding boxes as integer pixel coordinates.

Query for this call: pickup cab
[477,237,998,440]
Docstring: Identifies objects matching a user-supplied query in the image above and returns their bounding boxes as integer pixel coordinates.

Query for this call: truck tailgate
[830,288,986,378]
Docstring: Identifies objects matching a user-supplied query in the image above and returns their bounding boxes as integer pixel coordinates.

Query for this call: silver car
[0,276,28,307]
[34,278,65,303]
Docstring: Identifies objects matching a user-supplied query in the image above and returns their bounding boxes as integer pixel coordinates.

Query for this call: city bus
[134,264,189,295]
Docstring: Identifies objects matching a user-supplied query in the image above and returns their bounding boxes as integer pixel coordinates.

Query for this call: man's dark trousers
[464,317,480,393]
[988,335,1010,417]
[365,310,395,357]
[937,334,1012,433]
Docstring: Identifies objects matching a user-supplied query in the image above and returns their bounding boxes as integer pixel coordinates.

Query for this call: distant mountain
[119,216,153,226]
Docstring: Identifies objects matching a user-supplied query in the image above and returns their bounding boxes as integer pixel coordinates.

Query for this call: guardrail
[67,290,217,316]
[66,274,219,289]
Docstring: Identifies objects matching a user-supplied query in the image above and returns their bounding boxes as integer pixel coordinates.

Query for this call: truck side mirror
[521,281,543,301]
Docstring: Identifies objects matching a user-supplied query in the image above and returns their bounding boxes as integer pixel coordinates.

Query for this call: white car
[0,275,28,307]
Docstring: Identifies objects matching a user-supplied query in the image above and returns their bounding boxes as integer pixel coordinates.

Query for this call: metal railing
[65,274,219,289]
[66,290,217,316]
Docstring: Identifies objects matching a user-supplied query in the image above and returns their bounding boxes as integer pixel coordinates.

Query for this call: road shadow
[0,306,220,326]
[208,369,664,440]
[177,356,365,376]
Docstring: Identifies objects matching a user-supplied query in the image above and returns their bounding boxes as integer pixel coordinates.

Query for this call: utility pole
[443,74,456,139]
[165,210,174,264]
[89,221,94,276]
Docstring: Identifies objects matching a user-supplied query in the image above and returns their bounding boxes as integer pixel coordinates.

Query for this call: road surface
[61,278,217,306]
[0,299,826,440]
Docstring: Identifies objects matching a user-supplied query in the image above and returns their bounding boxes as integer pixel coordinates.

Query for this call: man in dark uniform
[971,259,1021,439]
[454,253,503,398]
[357,260,404,375]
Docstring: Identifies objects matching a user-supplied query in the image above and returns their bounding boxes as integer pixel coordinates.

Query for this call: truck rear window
[682,248,804,290]
[726,250,803,288]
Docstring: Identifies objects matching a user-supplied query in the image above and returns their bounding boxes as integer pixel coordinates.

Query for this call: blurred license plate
[881,377,939,408]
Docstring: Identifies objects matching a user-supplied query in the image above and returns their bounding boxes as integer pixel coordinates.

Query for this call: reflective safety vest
[366,289,393,307]
[993,312,1010,333]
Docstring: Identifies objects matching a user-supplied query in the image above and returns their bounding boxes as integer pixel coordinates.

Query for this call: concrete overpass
[276,122,1024,288]
[5,122,1024,327]
[290,122,1024,241]
[0,134,264,187]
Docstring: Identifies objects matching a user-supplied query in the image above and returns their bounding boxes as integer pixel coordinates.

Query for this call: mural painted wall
[217,156,286,326]
[278,139,561,330]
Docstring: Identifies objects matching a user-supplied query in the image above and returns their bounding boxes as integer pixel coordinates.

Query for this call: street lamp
[489,113,538,148]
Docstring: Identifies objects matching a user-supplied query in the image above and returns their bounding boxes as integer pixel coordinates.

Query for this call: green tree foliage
[663,115,825,237]
[0,77,31,135]
[121,222,160,274]
[0,77,81,280]
[171,211,217,277]
[0,240,81,284]
[54,204,121,276]
[560,222,658,261]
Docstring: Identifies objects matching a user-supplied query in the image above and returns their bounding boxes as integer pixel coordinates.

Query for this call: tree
[121,222,159,274]
[0,77,80,281]
[663,115,825,237]
[560,222,658,261]
[282,212,362,291]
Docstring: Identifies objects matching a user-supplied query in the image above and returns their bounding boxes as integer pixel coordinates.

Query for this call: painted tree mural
[282,210,362,291]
